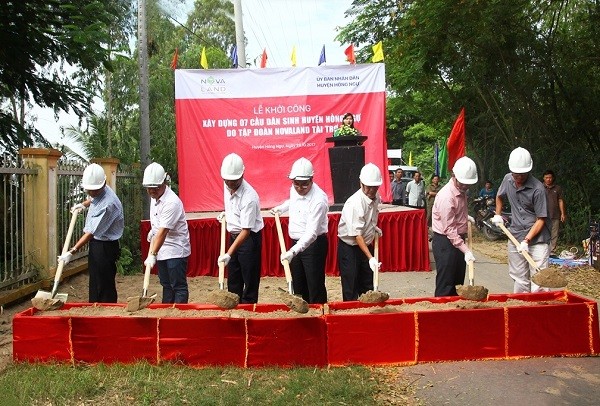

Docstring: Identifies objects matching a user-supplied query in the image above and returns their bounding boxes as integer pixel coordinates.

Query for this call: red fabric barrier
[71,311,159,364]
[159,318,246,366]
[140,207,431,277]
[246,313,328,367]
[13,310,72,363]
[417,308,506,362]
[507,303,598,357]
[326,310,416,365]
[14,293,597,367]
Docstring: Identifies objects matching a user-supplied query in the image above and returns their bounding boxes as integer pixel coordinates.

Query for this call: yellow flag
[291,46,297,67]
[372,41,384,63]
[200,47,208,69]
[409,151,413,166]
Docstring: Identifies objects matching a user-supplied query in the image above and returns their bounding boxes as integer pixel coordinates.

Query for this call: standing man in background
[426,174,442,227]
[542,169,566,256]
[406,172,426,208]
[143,162,191,304]
[492,147,550,293]
[390,168,407,205]
[218,153,264,304]
[432,157,478,297]
[270,158,329,304]
[61,163,124,303]
[338,163,383,301]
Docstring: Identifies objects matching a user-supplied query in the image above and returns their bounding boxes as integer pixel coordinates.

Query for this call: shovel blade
[32,290,68,311]
[125,294,157,312]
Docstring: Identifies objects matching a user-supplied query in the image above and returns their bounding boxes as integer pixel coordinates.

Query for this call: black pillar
[326,136,367,211]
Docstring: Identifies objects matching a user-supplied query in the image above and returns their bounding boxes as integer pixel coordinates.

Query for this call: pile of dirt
[31,298,567,318]
[532,268,568,288]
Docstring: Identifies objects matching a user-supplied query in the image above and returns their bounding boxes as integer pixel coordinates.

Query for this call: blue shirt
[83,185,124,241]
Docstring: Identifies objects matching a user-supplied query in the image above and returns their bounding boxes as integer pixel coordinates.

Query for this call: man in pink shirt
[431,157,478,296]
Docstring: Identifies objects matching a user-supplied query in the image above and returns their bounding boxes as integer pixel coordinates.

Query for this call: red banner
[175,65,389,212]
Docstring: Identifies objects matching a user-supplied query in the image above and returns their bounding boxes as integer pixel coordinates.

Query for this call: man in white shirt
[217,153,264,303]
[143,163,191,303]
[337,163,383,301]
[271,158,329,304]
[406,171,426,208]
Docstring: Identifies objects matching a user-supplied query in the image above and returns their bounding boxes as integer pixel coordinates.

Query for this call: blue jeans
[157,256,189,303]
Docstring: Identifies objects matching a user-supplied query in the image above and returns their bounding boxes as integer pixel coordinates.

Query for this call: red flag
[170,47,179,70]
[344,44,356,64]
[260,48,268,68]
[447,107,466,170]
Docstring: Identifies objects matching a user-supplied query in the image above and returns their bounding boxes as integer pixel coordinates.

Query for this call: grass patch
[0,362,384,405]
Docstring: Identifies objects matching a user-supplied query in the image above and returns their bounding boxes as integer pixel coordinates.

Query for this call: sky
[240,0,354,68]
[34,0,355,158]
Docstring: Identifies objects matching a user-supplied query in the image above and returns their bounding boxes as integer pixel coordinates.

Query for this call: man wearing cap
[337,163,383,301]
[492,147,550,293]
[218,153,264,303]
[432,157,478,297]
[143,162,191,304]
[270,158,329,304]
[60,163,124,303]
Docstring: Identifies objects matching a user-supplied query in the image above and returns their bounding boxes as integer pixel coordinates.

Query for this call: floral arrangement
[334,124,360,137]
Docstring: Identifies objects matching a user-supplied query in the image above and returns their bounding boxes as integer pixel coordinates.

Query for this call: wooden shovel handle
[373,234,380,290]
[61,209,80,255]
[274,212,293,287]
[219,217,226,287]
[467,221,474,284]
[497,222,541,271]
[55,209,80,284]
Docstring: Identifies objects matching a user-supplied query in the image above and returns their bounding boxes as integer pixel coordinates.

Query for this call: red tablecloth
[140,207,430,276]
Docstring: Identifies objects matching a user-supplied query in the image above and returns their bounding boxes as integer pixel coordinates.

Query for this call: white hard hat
[288,157,314,180]
[81,163,106,190]
[359,163,383,186]
[221,153,244,180]
[452,156,478,185]
[508,147,533,173]
[142,162,167,187]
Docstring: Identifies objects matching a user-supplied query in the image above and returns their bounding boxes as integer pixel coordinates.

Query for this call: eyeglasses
[292,180,311,189]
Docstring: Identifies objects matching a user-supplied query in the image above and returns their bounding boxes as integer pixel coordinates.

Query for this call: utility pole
[233,0,246,68]
[138,0,151,218]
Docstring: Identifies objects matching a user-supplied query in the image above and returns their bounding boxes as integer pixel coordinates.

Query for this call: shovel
[359,234,390,303]
[274,212,309,313]
[125,241,157,312]
[207,216,240,309]
[31,208,79,311]
[498,222,567,288]
[456,221,489,300]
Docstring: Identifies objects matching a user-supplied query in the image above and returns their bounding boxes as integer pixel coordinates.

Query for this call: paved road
[381,245,600,406]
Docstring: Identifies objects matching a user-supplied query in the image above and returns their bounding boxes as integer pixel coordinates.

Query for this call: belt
[434,232,467,240]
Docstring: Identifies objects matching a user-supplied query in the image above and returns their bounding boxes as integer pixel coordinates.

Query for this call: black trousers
[88,239,120,303]
[432,233,466,297]
[227,230,262,304]
[289,234,328,304]
[337,238,374,301]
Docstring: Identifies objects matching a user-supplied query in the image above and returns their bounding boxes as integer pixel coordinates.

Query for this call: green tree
[0,0,131,152]
[338,0,600,244]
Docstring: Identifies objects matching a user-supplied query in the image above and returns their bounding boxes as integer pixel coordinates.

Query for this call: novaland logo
[200,76,226,92]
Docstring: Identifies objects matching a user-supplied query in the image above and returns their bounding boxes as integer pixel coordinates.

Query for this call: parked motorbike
[471,196,511,241]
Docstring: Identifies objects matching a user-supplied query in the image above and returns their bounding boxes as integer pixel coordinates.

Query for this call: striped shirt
[83,185,124,241]
[431,178,468,253]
